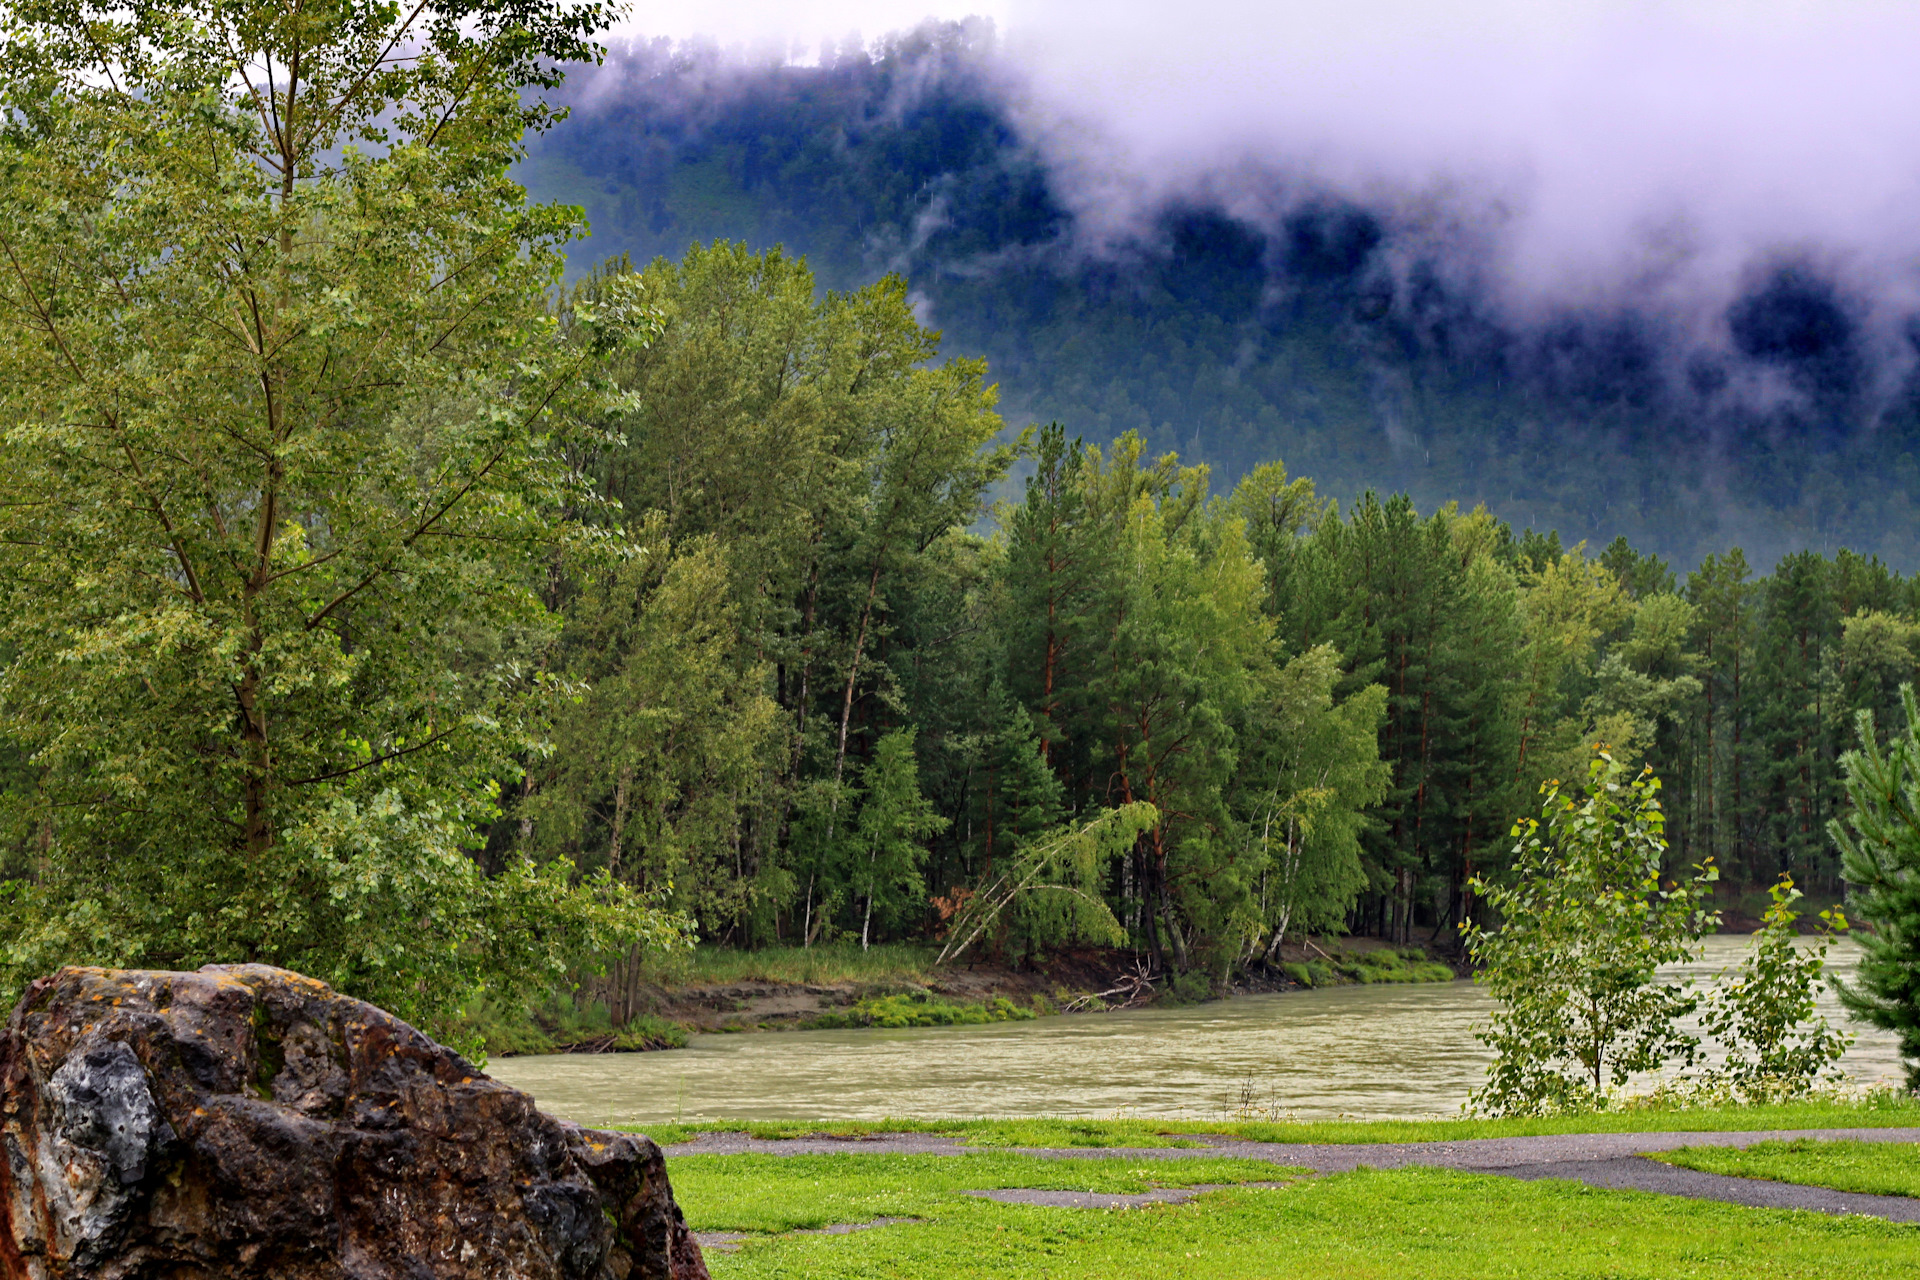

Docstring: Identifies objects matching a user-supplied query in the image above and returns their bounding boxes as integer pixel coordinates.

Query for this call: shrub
[1462,751,1718,1116]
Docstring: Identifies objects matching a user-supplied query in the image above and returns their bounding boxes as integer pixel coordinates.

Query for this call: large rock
[0,965,709,1280]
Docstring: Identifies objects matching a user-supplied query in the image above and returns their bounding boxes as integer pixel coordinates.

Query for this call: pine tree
[852,730,948,949]
[1753,552,1843,887]
[1686,549,1756,877]
[1829,686,1920,1088]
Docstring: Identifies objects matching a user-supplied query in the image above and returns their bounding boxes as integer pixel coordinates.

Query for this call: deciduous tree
[0,0,680,1038]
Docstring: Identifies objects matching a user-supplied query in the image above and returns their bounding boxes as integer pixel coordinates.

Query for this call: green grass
[804,993,1039,1030]
[672,1153,1298,1233]
[1658,1139,1920,1198]
[632,1095,1920,1149]
[1329,947,1456,985]
[639,942,942,990]
[461,992,688,1058]
[667,1153,1920,1278]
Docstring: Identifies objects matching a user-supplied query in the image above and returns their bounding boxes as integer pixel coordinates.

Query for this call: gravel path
[666,1127,1920,1221]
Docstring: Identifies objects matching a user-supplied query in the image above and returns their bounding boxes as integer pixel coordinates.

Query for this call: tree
[1701,876,1851,1101]
[1463,752,1719,1116]
[1511,547,1632,790]
[1002,424,1114,771]
[936,803,1159,965]
[848,729,947,950]
[1684,549,1756,875]
[1829,685,1920,1089]
[1241,645,1389,961]
[1753,552,1844,887]
[523,530,786,936]
[0,0,680,1039]
[1082,439,1268,973]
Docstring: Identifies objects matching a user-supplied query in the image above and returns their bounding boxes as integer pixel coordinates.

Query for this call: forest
[522,24,1920,571]
[492,242,1920,980]
[5,0,1920,1047]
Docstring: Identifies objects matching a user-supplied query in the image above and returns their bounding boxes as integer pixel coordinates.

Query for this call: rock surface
[0,965,709,1280]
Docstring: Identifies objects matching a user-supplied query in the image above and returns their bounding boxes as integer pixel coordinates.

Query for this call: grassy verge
[1279,947,1455,988]
[459,993,688,1056]
[668,1153,1920,1278]
[638,942,942,989]
[634,1095,1920,1148]
[803,993,1041,1030]
[1658,1139,1920,1198]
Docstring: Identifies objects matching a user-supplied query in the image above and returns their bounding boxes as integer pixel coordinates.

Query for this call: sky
[608,1,1920,349]
[611,0,1013,58]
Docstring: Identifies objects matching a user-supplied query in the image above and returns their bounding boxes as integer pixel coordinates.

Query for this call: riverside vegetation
[8,0,1920,1110]
[5,4,1920,1277]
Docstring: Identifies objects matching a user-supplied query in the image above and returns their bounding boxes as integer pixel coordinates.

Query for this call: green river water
[487,936,1904,1125]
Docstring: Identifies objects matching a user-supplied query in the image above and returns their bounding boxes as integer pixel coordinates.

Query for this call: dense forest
[6,0,1919,1050]
[498,242,1920,979]
[521,24,1920,571]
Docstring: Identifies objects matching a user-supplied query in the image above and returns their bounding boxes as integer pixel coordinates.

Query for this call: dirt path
[665,1127,1920,1221]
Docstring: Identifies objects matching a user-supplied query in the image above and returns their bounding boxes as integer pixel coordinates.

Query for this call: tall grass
[639,941,942,989]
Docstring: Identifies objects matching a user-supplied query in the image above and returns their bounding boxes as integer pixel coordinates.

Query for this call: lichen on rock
[0,964,707,1279]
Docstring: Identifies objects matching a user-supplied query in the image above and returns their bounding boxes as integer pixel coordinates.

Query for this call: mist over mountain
[522,14,1920,568]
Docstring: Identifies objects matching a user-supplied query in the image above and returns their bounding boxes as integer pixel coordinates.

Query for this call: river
[487,937,1907,1125]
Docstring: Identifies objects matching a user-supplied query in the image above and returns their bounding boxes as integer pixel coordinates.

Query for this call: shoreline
[486,937,1462,1057]
[486,920,1833,1058]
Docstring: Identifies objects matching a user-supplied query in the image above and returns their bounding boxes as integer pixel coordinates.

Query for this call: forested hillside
[493,244,1920,975]
[521,24,1920,571]
[6,0,1917,1033]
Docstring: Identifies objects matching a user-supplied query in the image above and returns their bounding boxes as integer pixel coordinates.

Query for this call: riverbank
[477,938,1460,1056]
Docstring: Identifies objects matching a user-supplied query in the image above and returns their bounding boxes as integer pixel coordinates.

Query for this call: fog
[1003,2,1920,350]
[602,1,1920,390]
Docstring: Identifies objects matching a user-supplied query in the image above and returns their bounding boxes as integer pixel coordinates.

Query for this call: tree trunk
[608,764,633,879]
[834,558,885,787]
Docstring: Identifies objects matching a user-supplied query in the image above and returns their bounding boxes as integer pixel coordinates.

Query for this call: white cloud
[611,2,1013,58]
[999,0,1920,325]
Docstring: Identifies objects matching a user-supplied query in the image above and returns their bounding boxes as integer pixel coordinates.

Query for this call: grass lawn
[1658,1138,1920,1199]
[668,1152,1920,1278]
[638,1095,1920,1149]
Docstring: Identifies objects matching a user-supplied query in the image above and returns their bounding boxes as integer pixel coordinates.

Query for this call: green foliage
[458,990,688,1056]
[849,730,950,949]
[935,803,1159,964]
[525,528,785,924]
[1333,949,1456,985]
[1699,876,1852,1101]
[1463,752,1719,1116]
[0,0,684,1042]
[1830,683,1920,1088]
[805,992,1037,1029]
[634,941,940,990]
[539,240,1012,952]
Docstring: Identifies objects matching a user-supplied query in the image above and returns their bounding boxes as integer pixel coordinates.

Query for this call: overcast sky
[609,1,1920,335]
[611,0,1012,55]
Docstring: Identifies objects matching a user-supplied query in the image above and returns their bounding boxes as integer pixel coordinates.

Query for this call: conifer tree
[1830,686,1920,1088]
